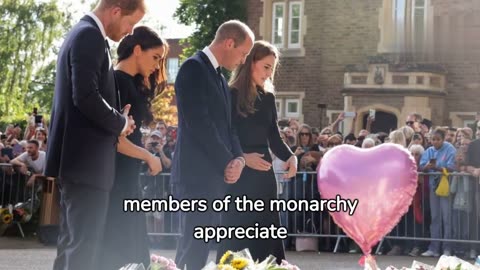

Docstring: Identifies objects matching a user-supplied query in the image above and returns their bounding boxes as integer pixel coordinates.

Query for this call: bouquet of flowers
[119,254,179,270]
[148,254,180,270]
[13,201,33,223]
[0,206,13,225]
[202,249,300,270]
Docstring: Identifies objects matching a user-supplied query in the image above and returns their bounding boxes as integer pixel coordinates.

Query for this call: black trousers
[53,181,110,270]
[175,209,219,270]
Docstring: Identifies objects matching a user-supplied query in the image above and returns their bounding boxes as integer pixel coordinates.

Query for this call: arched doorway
[362,111,398,133]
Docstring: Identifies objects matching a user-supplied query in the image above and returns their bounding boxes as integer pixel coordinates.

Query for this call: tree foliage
[174,0,247,59]
[0,0,70,119]
[151,85,178,126]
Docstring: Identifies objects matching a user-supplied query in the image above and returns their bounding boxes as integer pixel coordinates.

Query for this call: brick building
[246,0,480,134]
[165,38,183,85]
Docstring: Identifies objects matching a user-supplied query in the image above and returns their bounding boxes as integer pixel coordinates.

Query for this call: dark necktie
[105,39,121,110]
[216,67,223,83]
[216,67,228,101]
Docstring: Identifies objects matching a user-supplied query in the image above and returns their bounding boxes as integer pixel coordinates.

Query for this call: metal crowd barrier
[0,163,37,238]
[139,172,182,248]
[141,171,480,254]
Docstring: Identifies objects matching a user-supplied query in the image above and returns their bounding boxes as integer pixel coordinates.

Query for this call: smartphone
[149,142,159,147]
[344,112,356,118]
[369,109,376,119]
[429,158,436,165]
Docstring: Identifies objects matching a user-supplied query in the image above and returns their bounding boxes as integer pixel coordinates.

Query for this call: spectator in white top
[10,140,46,186]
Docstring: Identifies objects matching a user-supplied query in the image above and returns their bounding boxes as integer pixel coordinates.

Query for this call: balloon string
[358,255,366,266]
[359,254,377,269]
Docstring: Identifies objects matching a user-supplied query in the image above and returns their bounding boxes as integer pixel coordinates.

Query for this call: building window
[393,0,406,52]
[380,0,430,56]
[412,0,426,53]
[464,120,475,129]
[269,1,304,50]
[272,2,285,47]
[167,58,179,83]
[288,2,302,48]
[285,98,300,118]
[275,93,304,120]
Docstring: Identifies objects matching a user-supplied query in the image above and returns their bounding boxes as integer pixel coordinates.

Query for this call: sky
[57,0,195,39]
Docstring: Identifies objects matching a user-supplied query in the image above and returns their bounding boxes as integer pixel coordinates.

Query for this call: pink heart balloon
[317,144,418,255]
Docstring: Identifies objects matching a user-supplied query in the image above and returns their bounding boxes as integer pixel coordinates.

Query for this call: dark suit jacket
[45,15,125,191]
[172,51,243,198]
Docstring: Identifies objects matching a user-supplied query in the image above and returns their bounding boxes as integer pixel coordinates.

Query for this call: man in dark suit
[45,1,146,269]
[172,20,254,270]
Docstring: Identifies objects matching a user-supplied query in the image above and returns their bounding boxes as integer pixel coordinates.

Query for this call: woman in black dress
[217,40,297,264]
[100,26,168,270]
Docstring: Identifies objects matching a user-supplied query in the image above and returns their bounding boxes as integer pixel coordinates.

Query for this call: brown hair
[229,40,279,117]
[327,134,343,147]
[117,26,169,125]
[453,127,473,145]
[99,0,145,15]
[35,127,47,143]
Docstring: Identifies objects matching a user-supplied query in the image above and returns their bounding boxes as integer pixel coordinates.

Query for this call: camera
[149,142,159,147]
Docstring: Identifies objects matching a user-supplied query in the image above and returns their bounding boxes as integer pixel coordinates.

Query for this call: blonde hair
[389,130,407,147]
[295,124,314,148]
[399,125,414,141]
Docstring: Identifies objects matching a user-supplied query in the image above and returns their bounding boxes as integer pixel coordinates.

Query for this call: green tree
[0,0,69,119]
[174,0,247,60]
[151,85,178,126]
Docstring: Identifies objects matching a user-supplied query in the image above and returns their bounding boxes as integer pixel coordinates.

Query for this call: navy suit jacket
[172,51,243,199]
[45,16,125,191]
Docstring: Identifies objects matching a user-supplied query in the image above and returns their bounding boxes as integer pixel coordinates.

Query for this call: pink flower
[158,256,170,266]
[150,254,179,270]
[280,260,300,270]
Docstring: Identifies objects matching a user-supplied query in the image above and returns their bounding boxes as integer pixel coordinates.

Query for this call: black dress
[99,70,150,270]
[217,87,293,264]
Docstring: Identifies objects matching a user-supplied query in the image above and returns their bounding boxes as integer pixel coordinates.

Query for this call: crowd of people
[1,0,479,268]
[271,112,480,260]
[1,70,480,264]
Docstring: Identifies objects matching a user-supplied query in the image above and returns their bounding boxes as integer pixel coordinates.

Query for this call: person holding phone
[419,128,456,257]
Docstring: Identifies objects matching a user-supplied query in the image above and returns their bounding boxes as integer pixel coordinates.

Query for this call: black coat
[171,51,243,199]
[45,15,125,191]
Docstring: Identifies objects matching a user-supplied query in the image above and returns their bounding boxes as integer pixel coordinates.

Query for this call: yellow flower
[219,251,233,265]
[2,213,12,224]
[218,265,235,270]
[231,258,248,269]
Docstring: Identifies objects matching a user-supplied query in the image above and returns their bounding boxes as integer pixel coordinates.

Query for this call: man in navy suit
[172,20,254,270]
[45,1,147,269]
